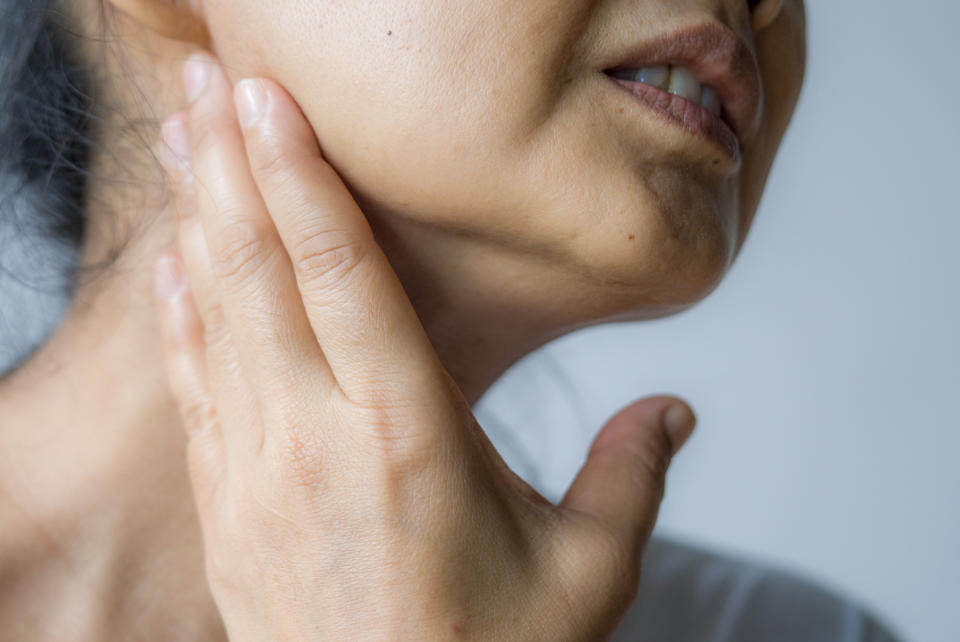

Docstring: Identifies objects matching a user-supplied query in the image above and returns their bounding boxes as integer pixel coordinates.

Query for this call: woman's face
[201,0,806,316]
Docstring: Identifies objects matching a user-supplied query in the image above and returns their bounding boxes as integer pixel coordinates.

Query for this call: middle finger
[181,52,338,415]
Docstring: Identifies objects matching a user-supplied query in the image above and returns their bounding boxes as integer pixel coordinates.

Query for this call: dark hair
[0,0,94,375]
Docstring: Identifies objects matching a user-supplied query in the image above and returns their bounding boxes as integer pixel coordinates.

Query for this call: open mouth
[599,21,763,166]
[603,65,741,163]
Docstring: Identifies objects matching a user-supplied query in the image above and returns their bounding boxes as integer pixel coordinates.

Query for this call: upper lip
[604,21,763,146]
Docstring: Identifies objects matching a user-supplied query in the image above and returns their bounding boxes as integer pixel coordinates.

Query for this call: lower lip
[606,76,740,163]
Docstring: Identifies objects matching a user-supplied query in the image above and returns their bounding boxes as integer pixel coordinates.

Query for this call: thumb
[559,396,696,560]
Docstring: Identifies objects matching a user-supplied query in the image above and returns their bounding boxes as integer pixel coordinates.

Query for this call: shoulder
[610,537,902,642]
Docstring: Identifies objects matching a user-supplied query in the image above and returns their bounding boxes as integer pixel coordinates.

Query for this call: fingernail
[663,402,696,454]
[154,254,186,301]
[183,53,211,102]
[235,79,267,128]
[161,115,191,165]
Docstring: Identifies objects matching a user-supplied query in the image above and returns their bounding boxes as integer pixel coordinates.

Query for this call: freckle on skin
[387,29,392,35]
[628,234,635,240]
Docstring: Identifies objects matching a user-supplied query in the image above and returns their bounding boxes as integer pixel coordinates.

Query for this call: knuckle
[340,373,405,409]
[633,432,673,491]
[182,399,219,435]
[356,403,418,454]
[351,402,437,484]
[184,426,222,500]
[201,317,247,382]
[201,305,231,351]
[248,132,304,180]
[210,219,272,284]
[292,227,368,295]
[189,118,220,160]
[270,422,328,492]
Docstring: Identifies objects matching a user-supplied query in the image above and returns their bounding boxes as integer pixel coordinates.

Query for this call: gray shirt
[613,536,902,641]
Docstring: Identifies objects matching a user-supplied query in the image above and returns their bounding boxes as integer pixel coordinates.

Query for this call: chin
[597,245,732,324]
[633,184,739,306]
[556,184,737,311]
[632,237,732,309]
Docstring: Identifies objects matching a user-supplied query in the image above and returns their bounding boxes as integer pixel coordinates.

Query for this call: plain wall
[476,1,958,640]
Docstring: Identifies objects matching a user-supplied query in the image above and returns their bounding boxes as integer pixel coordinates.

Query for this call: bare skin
[0,0,805,639]
[151,57,699,640]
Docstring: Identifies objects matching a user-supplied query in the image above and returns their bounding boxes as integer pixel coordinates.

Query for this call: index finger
[233,77,450,409]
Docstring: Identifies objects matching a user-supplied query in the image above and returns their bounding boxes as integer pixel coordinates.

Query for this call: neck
[0,177,571,638]
[0,238,219,638]
[0,9,592,631]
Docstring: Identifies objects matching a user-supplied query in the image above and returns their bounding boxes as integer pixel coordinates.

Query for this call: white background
[476,1,958,641]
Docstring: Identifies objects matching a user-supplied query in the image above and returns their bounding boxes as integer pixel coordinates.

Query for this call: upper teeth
[610,65,722,118]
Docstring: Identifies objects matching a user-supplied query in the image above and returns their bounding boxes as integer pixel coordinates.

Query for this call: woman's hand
[152,51,696,641]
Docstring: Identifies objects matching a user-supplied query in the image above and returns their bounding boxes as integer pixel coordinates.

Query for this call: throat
[0,456,225,641]
[0,299,224,641]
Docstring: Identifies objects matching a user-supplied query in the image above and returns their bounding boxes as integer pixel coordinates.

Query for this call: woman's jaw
[197,0,804,320]
[66,0,805,403]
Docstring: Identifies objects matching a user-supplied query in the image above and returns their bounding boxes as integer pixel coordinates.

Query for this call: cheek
[210,2,528,187]
[209,0,742,307]
[211,1,576,224]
